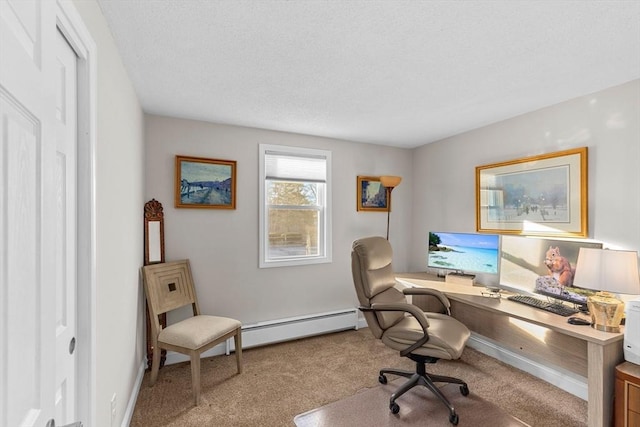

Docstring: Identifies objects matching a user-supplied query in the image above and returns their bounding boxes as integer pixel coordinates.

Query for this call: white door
[0,1,79,425]
[54,29,78,424]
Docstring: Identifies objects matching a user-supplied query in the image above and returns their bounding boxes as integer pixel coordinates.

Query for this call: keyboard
[507,295,578,317]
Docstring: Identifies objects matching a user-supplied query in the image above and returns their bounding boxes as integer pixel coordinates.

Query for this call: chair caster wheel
[449,412,459,425]
[460,384,469,396]
[378,374,387,384]
[390,402,400,414]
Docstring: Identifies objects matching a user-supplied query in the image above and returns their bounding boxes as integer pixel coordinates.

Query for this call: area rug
[294,381,530,427]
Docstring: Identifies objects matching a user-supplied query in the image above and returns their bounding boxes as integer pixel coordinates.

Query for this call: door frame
[56,2,97,425]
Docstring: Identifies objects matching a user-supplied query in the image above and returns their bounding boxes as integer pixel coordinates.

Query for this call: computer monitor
[499,235,603,309]
[427,232,500,275]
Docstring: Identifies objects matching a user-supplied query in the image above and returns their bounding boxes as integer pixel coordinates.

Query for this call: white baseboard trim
[467,332,587,400]
[357,315,368,330]
[122,360,146,427]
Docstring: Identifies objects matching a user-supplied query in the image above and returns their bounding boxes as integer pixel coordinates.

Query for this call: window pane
[267,181,318,206]
[259,144,331,268]
[268,208,319,258]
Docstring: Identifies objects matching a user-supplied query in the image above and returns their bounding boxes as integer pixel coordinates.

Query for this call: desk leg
[588,341,624,427]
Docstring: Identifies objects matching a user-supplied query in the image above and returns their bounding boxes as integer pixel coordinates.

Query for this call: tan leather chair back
[351,237,406,338]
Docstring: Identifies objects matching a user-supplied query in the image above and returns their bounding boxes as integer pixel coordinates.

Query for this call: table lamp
[379,175,402,240]
[573,248,640,333]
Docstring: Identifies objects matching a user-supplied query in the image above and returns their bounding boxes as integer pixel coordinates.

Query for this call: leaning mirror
[143,198,166,369]
[144,199,165,265]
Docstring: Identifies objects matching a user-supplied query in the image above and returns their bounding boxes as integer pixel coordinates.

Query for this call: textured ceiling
[97,0,640,148]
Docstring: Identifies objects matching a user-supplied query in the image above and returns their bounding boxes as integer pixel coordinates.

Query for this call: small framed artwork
[357,176,389,212]
[175,155,237,209]
[476,147,587,237]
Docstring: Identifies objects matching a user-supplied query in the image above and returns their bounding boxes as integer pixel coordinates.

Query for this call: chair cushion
[158,315,241,350]
[381,314,470,360]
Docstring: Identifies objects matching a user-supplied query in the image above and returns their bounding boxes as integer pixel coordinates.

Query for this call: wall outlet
[110,393,117,427]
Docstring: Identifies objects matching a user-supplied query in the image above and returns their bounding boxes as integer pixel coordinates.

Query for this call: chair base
[378,355,468,425]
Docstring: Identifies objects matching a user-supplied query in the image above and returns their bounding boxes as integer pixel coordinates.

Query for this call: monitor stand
[445,272,476,286]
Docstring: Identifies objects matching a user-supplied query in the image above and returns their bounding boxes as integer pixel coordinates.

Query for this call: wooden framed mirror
[143,199,166,368]
[144,199,165,265]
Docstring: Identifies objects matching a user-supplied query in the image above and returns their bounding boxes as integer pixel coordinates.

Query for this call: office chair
[141,259,243,405]
[351,237,471,425]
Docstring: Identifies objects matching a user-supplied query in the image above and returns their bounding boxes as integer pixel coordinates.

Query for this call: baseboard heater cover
[164,308,359,366]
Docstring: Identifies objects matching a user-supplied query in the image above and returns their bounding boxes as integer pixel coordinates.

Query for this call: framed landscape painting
[357,176,389,212]
[476,147,587,237]
[175,155,237,209]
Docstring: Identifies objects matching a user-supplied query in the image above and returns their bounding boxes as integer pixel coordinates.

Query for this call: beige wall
[71,1,145,426]
[145,80,640,328]
[409,79,640,286]
[144,116,413,324]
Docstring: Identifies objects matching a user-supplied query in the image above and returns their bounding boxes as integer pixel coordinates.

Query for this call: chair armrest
[402,287,451,315]
[368,302,430,331]
[361,302,431,357]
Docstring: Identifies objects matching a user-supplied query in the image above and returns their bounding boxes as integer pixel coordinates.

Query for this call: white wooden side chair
[141,259,243,405]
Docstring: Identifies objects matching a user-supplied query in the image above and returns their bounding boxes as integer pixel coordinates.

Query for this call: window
[259,144,332,267]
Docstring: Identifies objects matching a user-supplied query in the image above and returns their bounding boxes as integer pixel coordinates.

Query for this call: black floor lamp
[379,175,402,240]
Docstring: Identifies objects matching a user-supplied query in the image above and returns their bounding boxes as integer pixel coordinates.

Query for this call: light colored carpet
[130,328,587,426]
[294,381,530,427]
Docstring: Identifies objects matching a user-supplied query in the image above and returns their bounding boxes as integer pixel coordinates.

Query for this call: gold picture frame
[476,147,587,237]
[175,155,237,209]
[357,176,389,212]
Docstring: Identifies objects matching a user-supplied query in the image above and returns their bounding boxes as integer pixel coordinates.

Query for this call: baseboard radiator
[164,308,359,366]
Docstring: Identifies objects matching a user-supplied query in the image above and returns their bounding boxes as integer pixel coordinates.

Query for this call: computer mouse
[567,317,591,326]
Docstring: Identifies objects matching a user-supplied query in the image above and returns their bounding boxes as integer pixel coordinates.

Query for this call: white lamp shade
[573,248,640,294]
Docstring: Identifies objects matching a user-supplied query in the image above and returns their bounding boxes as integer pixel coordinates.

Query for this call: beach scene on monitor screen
[428,232,499,274]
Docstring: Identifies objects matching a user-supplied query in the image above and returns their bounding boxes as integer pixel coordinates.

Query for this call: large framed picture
[175,155,237,209]
[357,176,388,212]
[476,147,587,237]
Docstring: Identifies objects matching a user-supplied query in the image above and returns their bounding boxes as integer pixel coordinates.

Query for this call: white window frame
[259,144,332,268]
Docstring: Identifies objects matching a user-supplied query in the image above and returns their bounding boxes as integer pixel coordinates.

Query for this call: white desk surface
[395,273,624,346]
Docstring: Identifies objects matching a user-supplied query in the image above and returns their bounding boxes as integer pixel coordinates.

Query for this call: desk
[396,273,625,427]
